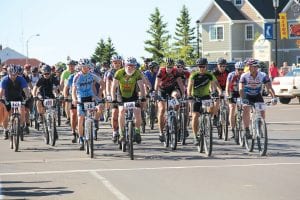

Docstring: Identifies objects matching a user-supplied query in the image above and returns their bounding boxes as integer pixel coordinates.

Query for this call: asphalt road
[0,98,300,200]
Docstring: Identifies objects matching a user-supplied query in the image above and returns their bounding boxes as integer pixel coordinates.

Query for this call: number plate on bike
[44,99,54,107]
[168,99,178,108]
[84,102,95,110]
[236,98,242,106]
[254,103,266,111]
[124,102,135,109]
[11,101,21,109]
[201,99,213,108]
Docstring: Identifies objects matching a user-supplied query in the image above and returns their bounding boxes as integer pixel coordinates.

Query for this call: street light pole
[196,20,200,58]
[26,34,40,64]
[273,0,279,67]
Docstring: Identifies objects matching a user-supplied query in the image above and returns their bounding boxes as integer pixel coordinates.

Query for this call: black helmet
[67,60,77,65]
[149,61,159,69]
[217,58,227,65]
[41,64,51,74]
[176,59,185,66]
[165,58,174,66]
[196,58,208,65]
[144,58,152,63]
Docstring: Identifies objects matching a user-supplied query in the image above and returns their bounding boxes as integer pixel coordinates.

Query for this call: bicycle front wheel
[49,116,57,146]
[89,121,94,158]
[244,123,255,152]
[179,111,186,145]
[256,119,268,156]
[128,121,134,160]
[221,109,229,141]
[169,116,177,150]
[202,114,213,156]
[149,103,155,130]
[43,117,50,145]
[12,116,21,152]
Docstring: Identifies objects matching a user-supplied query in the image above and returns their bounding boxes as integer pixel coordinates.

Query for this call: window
[245,24,254,40]
[234,0,243,6]
[209,25,224,41]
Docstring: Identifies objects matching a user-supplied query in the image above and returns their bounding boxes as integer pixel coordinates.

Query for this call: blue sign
[264,23,273,40]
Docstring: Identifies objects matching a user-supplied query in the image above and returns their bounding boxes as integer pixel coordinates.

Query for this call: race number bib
[124,102,135,109]
[11,101,21,109]
[254,103,266,111]
[84,102,95,111]
[201,99,213,109]
[44,99,54,108]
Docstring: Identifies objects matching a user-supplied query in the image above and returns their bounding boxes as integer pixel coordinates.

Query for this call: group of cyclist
[0,54,278,151]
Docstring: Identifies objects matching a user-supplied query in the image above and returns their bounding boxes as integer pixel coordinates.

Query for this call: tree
[144,7,171,63]
[173,5,196,65]
[92,37,117,64]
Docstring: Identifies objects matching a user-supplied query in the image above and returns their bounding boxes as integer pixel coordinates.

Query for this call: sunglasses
[237,69,244,71]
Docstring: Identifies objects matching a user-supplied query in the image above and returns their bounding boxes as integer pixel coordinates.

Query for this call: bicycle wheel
[164,122,170,148]
[149,103,155,130]
[12,117,20,152]
[180,112,186,145]
[49,117,57,146]
[84,122,90,155]
[256,119,268,156]
[198,118,204,153]
[122,127,127,152]
[221,109,229,141]
[43,117,50,145]
[169,116,177,150]
[203,114,213,156]
[141,111,146,134]
[90,121,94,158]
[57,101,61,127]
[128,121,134,160]
[244,122,255,152]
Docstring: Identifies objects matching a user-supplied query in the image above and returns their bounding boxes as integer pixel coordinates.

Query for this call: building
[198,0,300,67]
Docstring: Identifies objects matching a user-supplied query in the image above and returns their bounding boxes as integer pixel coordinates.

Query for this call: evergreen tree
[92,38,117,64]
[104,37,116,63]
[144,7,170,64]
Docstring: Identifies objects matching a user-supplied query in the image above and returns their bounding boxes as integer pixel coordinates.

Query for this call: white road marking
[267,121,300,124]
[90,171,130,200]
[0,162,299,176]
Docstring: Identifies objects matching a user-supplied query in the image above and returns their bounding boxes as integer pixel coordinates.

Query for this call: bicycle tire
[149,103,155,130]
[50,117,57,146]
[203,115,213,156]
[12,117,20,152]
[244,123,255,152]
[164,122,170,148]
[169,116,177,150]
[256,119,268,156]
[57,101,61,127]
[84,122,90,155]
[43,117,50,145]
[90,121,94,158]
[181,111,187,145]
[222,109,229,141]
[128,121,134,160]
[141,111,146,134]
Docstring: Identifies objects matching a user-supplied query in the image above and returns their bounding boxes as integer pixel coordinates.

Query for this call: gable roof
[248,0,290,19]
[0,47,26,63]
[215,0,247,20]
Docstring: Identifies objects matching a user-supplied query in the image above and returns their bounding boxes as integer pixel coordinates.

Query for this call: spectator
[268,61,279,81]
[280,62,289,76]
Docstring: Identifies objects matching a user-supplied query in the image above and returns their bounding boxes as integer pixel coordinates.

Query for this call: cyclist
[29,66,41,87]
[225,61,245,138]
[239,58,277,139]
[111,57,145,144]
[140,58,152,72]
[155,58,184,142]
[0,65,30,139]
[212,58,229,126]
[72,58,102,150]
[32,64,59,123]
[105,55,123,142]
[187,58,221,145]
[60,60,76,125]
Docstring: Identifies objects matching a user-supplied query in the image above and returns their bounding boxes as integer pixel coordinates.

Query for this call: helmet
[176,59,185,67]
[78,58,92,67]
[196,58,208,65]
[41,64,51,74]
[7,64,18,74]
[165,58,174,66]
[149,61,159,69]
[55,65,64,73]
[217,58,227,65]
[17,65,23,74]
[24,64,31,70]
[245,58,259,67]
[67,60,77,65]
[125,57,138,66]
[31,66,38,73]
[235,61,245,69]
[111,55,123,62]
[144,58,152,63]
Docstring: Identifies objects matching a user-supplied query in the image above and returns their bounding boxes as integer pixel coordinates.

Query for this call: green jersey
[189,71,216,97]
[114,68,142,98]
[61,70,72,85]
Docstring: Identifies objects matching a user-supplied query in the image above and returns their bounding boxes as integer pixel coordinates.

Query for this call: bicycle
[8,101,24,152]
[121,101,140,160]
[147,91,156,130]
[192,97,213,157]
[243,101,271,156]
[41,98,58,146]
[178,98,188,145]
[234,98,244,146]
[216,94,229,141]
[30,99,40,131]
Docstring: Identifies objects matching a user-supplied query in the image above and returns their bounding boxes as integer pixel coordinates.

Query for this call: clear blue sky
[0,0,212,65]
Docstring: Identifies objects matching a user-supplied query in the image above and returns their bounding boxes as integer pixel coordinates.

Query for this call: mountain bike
[234,98,244,146]
[163,95,178,150]
[42,98,58,146]
[216,94,229,141]
[8,101,24,152]
[178,98,188,145]
[244,101,271,156]
[147,91,156,130]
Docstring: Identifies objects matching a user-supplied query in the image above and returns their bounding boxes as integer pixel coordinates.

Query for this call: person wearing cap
[0,65,30,139]
[60,60,76,125]
[225,61,245,138]
[187,58,221,146]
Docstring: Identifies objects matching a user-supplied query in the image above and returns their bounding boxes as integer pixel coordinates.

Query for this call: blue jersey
[143,70,157,89]
[240,71,270,96]
[67,73,75,96]
[73,72,101,101]
[0,75,28,100]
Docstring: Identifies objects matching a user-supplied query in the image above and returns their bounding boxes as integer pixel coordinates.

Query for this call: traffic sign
[264,23,273,40]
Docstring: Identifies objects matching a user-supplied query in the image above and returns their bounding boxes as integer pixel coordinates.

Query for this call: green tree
[173,5,196,65]
[92,37,117,64]
[144,7,171,64]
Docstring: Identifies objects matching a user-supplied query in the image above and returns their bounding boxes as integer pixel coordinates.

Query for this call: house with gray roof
[0,45,26,64]
[198,0,300,67]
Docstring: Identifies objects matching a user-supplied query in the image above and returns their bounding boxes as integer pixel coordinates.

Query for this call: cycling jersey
[114,68,142,98]
[29,74,41,87]
[157,67,181,90]
[239,71,270,96]
[143,70,157,89]
[0,76,28,101]
[73,71,101,101]
[67,73,75,96]
[105,68,118,82]
[61,70,72,85]
[189,71,216,97]
[36,76,59,98]
[227,71,240,93]
[213,69,229,91]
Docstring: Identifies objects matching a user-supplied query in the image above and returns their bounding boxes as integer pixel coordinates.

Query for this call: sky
[0,0,212,65]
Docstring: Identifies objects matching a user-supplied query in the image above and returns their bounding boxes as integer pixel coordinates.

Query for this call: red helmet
[24,64,31,70]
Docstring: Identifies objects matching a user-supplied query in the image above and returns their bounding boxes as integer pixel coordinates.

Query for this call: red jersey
[157,67,181,90]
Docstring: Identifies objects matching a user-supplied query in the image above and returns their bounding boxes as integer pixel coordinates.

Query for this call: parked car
[272,68,300,104]
[207,62,235,73]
